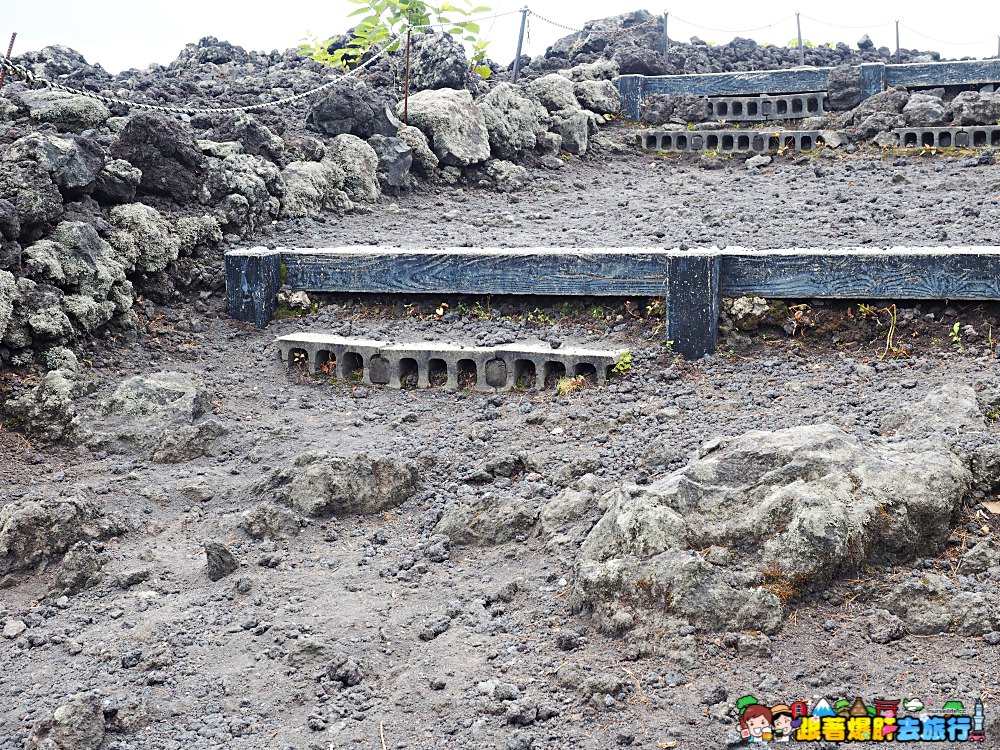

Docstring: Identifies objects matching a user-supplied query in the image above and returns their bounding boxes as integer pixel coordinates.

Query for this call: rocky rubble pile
[523,9,945,77]
[0,33,621,377]
[431,383,1000,648]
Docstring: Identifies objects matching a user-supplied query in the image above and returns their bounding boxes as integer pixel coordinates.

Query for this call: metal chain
[0,31,404,115]
[528,11,660,38]
[666,14,793,35]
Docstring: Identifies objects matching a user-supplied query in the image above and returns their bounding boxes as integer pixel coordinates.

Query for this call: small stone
[203,540,238,581]
[4,619,27,638]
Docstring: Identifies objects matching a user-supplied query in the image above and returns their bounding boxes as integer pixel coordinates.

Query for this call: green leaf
[348,6,371,16]
[475,64,492,78]
[462,21,479,32]
[470,5,491,12]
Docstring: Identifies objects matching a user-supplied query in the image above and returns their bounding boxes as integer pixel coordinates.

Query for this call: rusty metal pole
[404,12,412,124]
[511,7,529,83]
[0,32,17,88]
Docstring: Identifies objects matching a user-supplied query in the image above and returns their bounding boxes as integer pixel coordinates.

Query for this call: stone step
[275,334,628,392]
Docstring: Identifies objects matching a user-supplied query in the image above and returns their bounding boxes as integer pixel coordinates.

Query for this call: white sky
[4,0,999,74]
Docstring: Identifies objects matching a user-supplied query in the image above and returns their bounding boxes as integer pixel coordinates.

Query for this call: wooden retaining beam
[616,59,1000,120]
[225,246,1000,360]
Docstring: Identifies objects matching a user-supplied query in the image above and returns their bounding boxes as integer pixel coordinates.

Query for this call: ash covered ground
[2,9,1000,750]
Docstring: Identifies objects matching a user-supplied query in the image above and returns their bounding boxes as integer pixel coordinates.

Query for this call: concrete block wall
[638,129,823,154]
[274,334,627,392]
[894,125,1000,149]
[705,93,827,121]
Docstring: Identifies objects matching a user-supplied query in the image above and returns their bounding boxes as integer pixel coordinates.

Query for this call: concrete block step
[894,125,1000,149]
[705,92,827,121]
[638,129,823,154]
[275,333,628,392]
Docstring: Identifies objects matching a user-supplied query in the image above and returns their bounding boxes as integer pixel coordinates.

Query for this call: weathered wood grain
[225,248,282,327]
[886,60,1000,88]
[633,67,833,98]
[667,254,720,359]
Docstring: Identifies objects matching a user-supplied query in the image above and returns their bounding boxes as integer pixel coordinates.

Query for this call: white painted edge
[269,246,1000,257]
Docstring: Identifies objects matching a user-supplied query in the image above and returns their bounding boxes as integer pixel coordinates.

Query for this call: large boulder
[409,30,468,91]
[950,91,1000,126]
[368,135,413,191]
[212,114,284,162]
[397,124,439,176]
[280,160,352,218]
[3,132,104,194]
[323,135,380,202]
[255,452,419,517]
[201,150,284,234]
[903,93,949,127]
[0,269,17,341]
[307,81,400,139]
[851,88,909,121]
[107,204,180,273]
[93,159,142,204]
[14,89,111,133]
[3,369,80,440]
[528,73,581,113]
[83,371,228,462]
[479,83,549,160]
[24,693,105,750]
[0,161,63,241]
[571,384,977,637]
[550,109,591,154]
[613,46,669,76]
[22,221,126,301]
[826,65,864,110]
[111,112,208,204]
[401,88,491,166]
[573,80,621,114]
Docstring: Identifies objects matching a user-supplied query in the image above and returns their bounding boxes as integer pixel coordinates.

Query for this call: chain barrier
[898,24,998,49]
[665,14,793,36]
[528,11,660,39]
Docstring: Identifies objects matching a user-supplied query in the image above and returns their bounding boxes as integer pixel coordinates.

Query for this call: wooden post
[666,253,721,360]
[859,62,886,100]
[0,32,16,88]
[512,7,529,83]
[225,248,282,327]
[796,12,804,67]
[616,75,644,120]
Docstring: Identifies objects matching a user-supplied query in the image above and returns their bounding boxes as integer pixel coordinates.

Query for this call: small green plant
[612,350,633,377]
[300,0,491,76]
[555,375,587,397]
[950,322,964,351]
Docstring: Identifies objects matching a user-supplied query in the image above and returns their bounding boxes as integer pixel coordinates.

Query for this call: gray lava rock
[324,134,380,202]
[0,159,64,240]
[826,65,864,110]
[479,83,550,160]
[436,494,537,545]
[257,451,419,517]
[401,88,491,166]
[397,124,439,176]
[903,93,949,127]
[528,74,580,113]
[0,494,113,576]
[962,541,1000,574]
[368,135,413,191]
[307,81,400,139]
[201,150,284,235]
[111,112,208,204]
[279,160,352,218]
[4,131,104,194]
[93,159,142,204]
[950,91,1000,125]
[573,80,621,114]
[241,502,300,540]
[54,541,107,595]
[213,113,284,162]
[107,203,181,273]
[14,89,110,133]
[572,385,975,637]
[24,692,105,750]
[560,59,620,82]
[4,369,80,440]
[0,269,17,340]
[888,573,1000,635]
[409,30,469,91]
[550,110,590,155]
[203,540,238,581]
[614,45,668,76]
[327,653,364,686]
[851,88,909,120]
[863,609,906,643]
[482,160,529,192]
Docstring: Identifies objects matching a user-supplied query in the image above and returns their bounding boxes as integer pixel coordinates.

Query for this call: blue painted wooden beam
[224,246,1000,358]
[886,60,1000,88]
